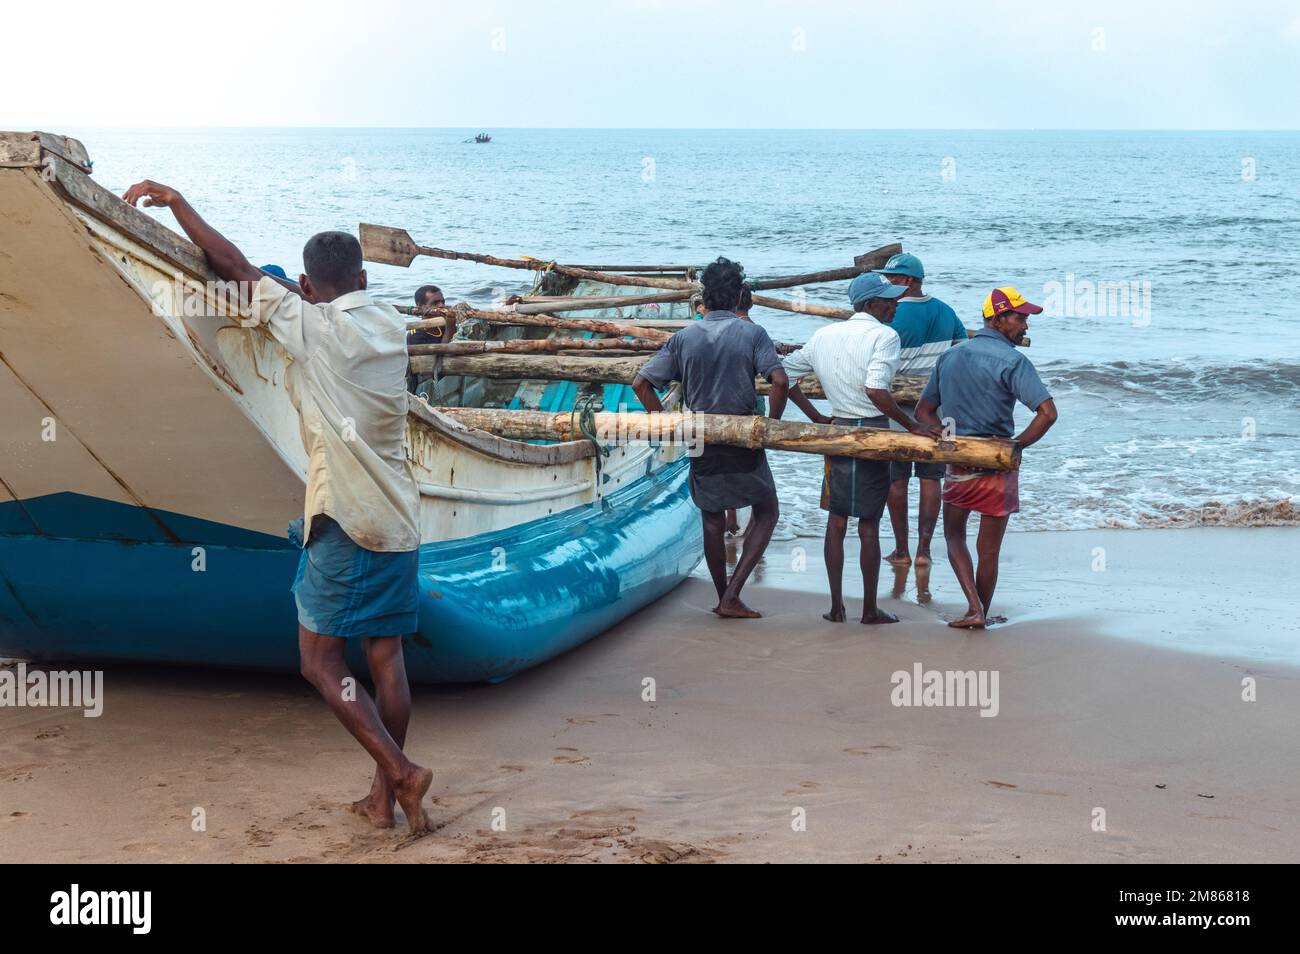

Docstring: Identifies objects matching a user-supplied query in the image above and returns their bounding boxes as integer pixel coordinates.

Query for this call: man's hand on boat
[123,179,266,290]
[123,179,180,209]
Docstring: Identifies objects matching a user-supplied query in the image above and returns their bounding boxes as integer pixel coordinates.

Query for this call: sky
[4,0,1300,129]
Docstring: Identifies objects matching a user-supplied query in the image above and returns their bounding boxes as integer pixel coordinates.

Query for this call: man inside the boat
[632,257,789,619]
[122,179,434,834]
[407,284,455,395]
[876,253,969,571]
[915,286,1058,629]
[773,271,942,625]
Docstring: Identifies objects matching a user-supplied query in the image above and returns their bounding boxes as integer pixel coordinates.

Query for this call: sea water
[68,127,1300,537]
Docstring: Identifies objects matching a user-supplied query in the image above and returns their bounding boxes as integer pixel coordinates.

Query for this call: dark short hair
[415,284,443,305]
[700,257,745,312]
[736,287,753,312]
[302,231,362,289]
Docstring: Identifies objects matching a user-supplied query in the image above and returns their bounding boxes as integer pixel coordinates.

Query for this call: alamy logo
[50,884,151,934]
[890,663,1000,717]
[0,663,103,717]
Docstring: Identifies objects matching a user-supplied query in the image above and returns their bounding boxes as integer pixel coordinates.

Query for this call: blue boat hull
[0,457,700,683]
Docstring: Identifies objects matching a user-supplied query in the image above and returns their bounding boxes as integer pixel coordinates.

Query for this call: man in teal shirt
[877,253,967,568]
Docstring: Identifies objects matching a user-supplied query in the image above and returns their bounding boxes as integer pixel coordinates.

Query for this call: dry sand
[2,527,1297,863]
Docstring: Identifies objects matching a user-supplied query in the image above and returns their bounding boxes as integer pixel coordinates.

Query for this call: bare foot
[914,551,932,567]
[349,793,395,829]
[393,766,433,834]
[822,604,846,622]
[716,598,762,619]
[883,549,912,567]
[948,610,986,629]
[861,608,900,625]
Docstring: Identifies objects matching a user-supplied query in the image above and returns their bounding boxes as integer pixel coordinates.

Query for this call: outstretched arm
[780,383,828,423]
[868,388,942,437]
[123,180,262,287]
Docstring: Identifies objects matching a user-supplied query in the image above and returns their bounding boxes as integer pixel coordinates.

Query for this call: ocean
[70,127,1300,538]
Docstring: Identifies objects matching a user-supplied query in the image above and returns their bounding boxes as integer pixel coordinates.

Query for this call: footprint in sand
[844,744,899,757]
[553,754,591,765]
[499,764,526,774]
[566,717,598,725]
[783,781,821,796]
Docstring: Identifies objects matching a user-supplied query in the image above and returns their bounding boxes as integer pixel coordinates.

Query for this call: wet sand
[2,527,1297,863]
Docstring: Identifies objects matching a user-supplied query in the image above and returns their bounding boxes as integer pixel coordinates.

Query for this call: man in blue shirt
[916,286,1058,629]
[876,253,968,569]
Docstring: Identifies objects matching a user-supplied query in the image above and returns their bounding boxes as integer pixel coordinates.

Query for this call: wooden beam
[438,408,1019,470]
[409,337,664,356]
[413,353,927,403]
[400,304,674,342]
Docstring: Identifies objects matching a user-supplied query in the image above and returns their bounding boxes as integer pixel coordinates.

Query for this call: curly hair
[700,257,745,312]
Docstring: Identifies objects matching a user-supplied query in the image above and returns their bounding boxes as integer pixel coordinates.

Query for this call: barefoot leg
[975,513,1010,622]
[724,509,740,536]
[700,510,728,611]
[823,512,848,622]
[349,636,414,829]
[883,477,910,564]
[717,494,778,618]
[942,504,984,627]
[857,516,891,621]
[298,627,429,831]
[915,477,941,566]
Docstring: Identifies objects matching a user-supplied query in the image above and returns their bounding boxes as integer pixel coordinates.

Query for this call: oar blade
[853,243,903,270]
[360,223,421,268]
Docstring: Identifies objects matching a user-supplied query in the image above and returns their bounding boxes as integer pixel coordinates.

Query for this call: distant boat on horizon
[466,132,492,143]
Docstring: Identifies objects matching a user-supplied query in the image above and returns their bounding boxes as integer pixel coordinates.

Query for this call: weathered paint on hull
[0,458,696,683]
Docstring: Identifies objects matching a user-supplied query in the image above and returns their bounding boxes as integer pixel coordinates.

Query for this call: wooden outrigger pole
[409,353,928,404]
[437,409,1019,471]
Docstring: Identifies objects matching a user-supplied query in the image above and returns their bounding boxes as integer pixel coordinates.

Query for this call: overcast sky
[5,0,1299,129]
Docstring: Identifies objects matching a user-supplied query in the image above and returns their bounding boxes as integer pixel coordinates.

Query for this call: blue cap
[847,271,907,308]
[878,252,924,280]
[260,264,288,279]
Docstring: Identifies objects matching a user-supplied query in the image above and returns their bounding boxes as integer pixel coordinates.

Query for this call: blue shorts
[290,515,419,638]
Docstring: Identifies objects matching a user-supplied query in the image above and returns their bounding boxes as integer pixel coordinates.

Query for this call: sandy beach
[2,526,1296,864]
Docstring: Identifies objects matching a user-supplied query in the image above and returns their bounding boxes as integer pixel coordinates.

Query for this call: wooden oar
[362,224,897,294]
[748,243,902,290]
[409,338,665,356]
[360,224,692,290]
[437,408,1018,470]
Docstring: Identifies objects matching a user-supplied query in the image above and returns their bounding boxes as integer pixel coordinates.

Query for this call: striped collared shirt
[781,314,901,419]
[890,294,968,377]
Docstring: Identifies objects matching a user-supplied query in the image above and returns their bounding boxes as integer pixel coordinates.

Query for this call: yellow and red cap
[982,286,1043,320]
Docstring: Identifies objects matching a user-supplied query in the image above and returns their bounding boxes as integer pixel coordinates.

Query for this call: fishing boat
[0,131,701,683]
[466,132,492,143]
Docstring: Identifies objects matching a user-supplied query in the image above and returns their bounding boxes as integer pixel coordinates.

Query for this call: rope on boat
[571,393,611,486]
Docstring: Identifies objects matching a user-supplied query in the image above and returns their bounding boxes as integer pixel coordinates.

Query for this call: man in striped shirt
[876,253,968,569]
[773,272,942,625]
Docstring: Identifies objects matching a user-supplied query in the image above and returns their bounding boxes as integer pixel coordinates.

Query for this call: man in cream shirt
[124,180,433,834]
[772,272,941,625]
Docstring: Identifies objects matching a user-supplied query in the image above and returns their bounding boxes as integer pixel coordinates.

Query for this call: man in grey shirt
[633,257,790,619]
[916,286,1058,629]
